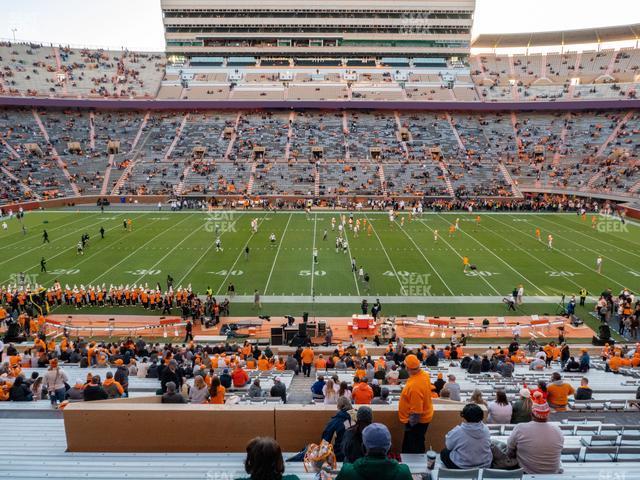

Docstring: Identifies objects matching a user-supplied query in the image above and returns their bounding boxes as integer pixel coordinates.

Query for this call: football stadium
[1,0,640,479]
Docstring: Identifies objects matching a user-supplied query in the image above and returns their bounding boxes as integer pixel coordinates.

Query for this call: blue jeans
[50,388,66,406]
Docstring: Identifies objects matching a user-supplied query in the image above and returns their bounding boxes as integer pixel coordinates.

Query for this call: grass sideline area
[1,210,637,324]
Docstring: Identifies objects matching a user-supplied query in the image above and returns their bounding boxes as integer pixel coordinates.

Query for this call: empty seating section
[4,39,640,102]
[1,108,640,200]
[453,113,518,162]
[318,162,381,196]
[402,112,461,160]
[347,111,404,162]
[290,112,345,161]
[123,112,187,195]
[384,163,449,196]
[288,84,348,100]
[0,109,74,198]
[231,112,289,162]
[253,163,315,195]
[0,42,164,98]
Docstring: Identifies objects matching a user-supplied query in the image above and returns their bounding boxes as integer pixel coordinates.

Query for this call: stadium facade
[160,0,475,67]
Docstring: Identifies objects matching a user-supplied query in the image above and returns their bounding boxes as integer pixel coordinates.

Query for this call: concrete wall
[63,399,467,453]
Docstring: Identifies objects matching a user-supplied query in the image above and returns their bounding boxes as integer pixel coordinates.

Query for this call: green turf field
[1,209,638,318]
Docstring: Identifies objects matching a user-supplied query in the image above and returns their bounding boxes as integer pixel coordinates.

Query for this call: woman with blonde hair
[31,376,44,401]
[189,375,209,404]
[322,378,339,404]
[468,389,487,407]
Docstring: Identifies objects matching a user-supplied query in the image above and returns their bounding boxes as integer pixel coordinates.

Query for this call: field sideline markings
[0,216,128,284]
[310,212,318,296]
[0,213,146,285]
[484,215,588,293]
[397,222,454,296]
[415,218,500,296]
[508,215,627,289]
[213,214,264,296]
[36,213,154,288]
[263,213,293,296]
[0,214,116,267]
[87,214,196,286]
[539,214,640,259]
[0,212,83,249]
[434,214,548,296]
[364,214,407,295]
[342,219,361,296]
[534,215,636,278]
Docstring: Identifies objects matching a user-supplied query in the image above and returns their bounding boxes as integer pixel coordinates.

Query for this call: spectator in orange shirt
[301,347,314,377]
[546,372,575,411]
[314,354,327,371]
[398,354,433,454]
[209,376,226,404]
[351,377,374,405]
[257,355,270,371]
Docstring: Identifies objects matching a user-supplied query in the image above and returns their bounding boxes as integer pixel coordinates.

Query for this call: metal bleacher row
[2,417,640,479]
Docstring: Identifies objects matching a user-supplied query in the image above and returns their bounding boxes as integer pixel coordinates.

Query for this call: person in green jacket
[235,437,300,480]
[336,423,412,480]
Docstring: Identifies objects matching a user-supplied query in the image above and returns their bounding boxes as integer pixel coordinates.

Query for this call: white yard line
[263,213,293,296]
[342,221,361,296]
[87,214,195,285]
[133,222,208,285]
[38,214,150,287]
[364,214,407,295]
[310,212,318,296]
[397,222,455,296]
[486,215,587,292]
[546,216,630,276]
[213,214,265,296]
[512,216,627,289]
[539,215,640,259]
[0,216,116,268]
[416,218,501,296]
[0,213,94,250]
[435,214,548,296]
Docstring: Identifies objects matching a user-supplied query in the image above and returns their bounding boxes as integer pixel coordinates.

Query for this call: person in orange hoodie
[257,355,270,371]
[608,351,623,373]
[546,372,575,411]
[102,371,125,398]
[351,377,374,405]
[398,354,433,454]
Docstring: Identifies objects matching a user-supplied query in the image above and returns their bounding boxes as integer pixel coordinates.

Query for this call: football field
[1,209,638,316]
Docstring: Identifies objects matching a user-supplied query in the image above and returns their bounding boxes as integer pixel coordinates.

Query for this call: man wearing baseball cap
[398,354,433,453]
[506,396,564,474]
[335,423,412,480]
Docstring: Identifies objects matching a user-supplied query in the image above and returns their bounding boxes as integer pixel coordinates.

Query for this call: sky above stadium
[0,0,639,51]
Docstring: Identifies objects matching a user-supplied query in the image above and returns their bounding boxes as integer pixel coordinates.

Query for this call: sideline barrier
[63,397,466,453]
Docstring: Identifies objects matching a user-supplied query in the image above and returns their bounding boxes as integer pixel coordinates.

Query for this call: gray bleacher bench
[579,434,618,446]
